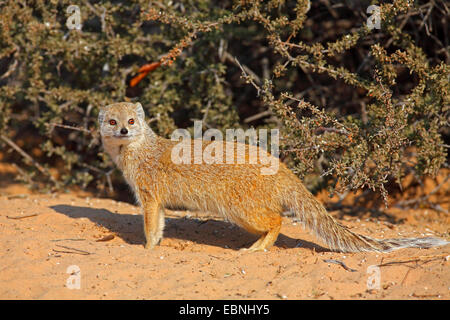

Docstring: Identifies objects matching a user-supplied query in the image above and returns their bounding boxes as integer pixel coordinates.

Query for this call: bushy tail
[288,187,449,253]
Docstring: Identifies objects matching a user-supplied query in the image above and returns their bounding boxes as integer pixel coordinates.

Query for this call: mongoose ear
[135,102,145,120]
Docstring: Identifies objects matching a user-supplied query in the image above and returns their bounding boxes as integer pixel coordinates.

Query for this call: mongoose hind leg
[240,227,281,252]
[238,209,282,252]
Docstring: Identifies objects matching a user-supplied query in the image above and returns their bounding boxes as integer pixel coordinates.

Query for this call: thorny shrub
[0,0,448,207]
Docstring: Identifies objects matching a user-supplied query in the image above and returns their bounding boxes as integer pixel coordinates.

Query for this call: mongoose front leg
[142,200,165,249]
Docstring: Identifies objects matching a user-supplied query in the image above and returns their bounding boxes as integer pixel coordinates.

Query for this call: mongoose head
[98,102,148,146]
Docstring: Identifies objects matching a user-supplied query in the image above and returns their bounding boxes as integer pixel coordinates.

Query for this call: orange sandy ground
[0,165,449,300]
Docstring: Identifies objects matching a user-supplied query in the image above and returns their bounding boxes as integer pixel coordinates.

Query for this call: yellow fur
[99,102,449,252]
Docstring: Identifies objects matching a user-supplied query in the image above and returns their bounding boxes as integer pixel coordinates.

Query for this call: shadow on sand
[50,204,328,252]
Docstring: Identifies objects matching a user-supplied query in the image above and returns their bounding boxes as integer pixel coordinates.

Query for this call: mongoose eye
[109,119,117,126]
[128,119,135,125]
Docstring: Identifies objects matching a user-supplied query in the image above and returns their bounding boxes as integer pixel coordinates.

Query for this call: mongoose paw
[144,242,154,249]
[144,237,162,249]
[239,247,267,253]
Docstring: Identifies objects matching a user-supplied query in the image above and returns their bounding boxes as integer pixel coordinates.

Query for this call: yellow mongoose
[99,102,448,252]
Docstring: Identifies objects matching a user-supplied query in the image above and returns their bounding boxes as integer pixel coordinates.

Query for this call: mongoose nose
[120,128,128,135]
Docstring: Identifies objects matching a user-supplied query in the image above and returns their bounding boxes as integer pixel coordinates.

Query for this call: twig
[82,0,114,37]
[0,135,46,175]
[411,292,441,298]
[400,268,411,286]
[0,43,19,79]
[244,110,272,123]
[47,123,92,134]
[234,57,262,96]
[280,92,350,133]
[202,100,212,124]
[96,234,115,242]
[418,2,434,35]
[6,213,38,220]
[0,134,58,186]
[224,52,261,85]
[50,238,86,242]
[377,254,448,268]
[320,0,338,19]
[147,113,161,125]
[233,55,274,124]
[10,163,34,185]
[314,126,349,135]
[394,175,449,213]
[385,10,413,48]
[7,194,28,199]
[323,259,357,272]
[0,59,17,79]
[81,164,114,194]
[53,244,92,255]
